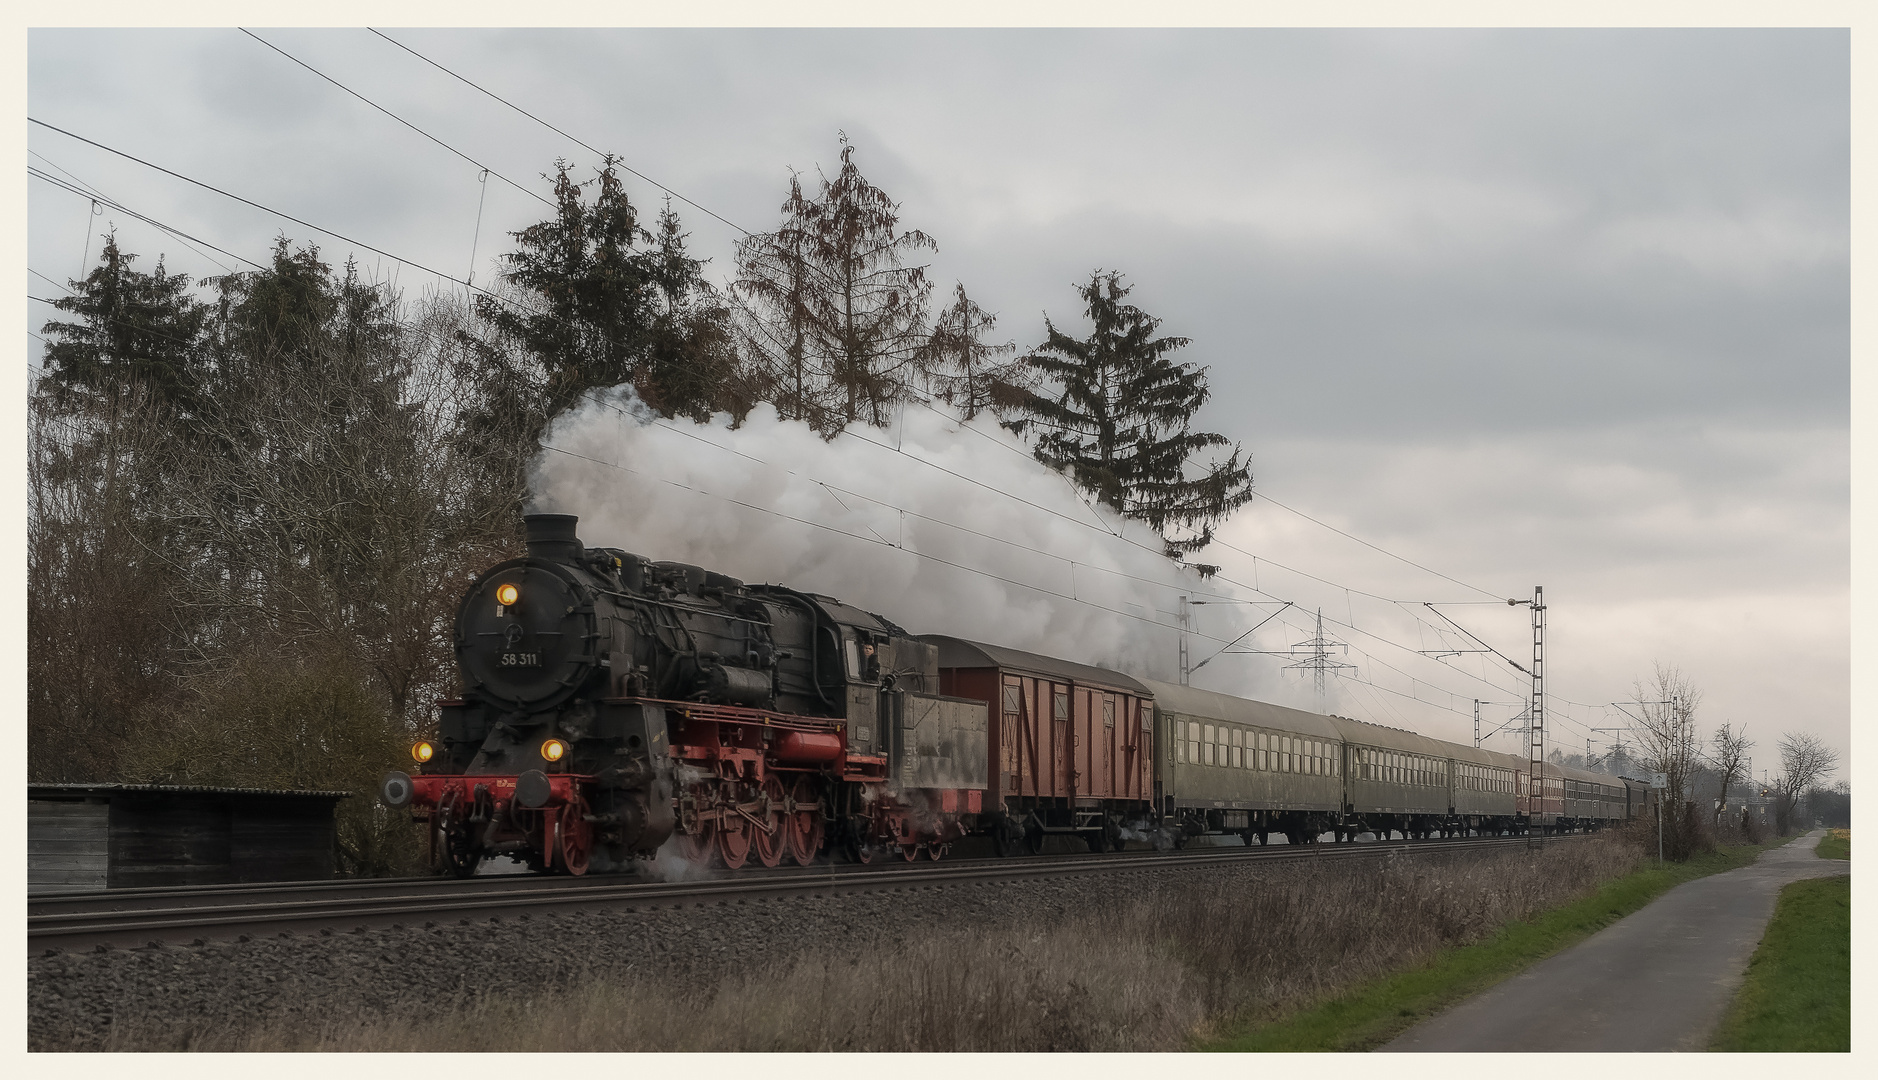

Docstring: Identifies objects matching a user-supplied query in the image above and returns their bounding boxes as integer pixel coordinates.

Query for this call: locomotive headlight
[541,738,567,763]
[495,582,520,607]
[411,741,436,764]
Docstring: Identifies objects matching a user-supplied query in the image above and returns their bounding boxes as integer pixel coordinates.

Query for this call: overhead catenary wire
[1249,490,1507,602]
[26,105,1603,736]
[27,116,541,318]
[536,441,1245,643]
[575,389,1584,730]
[30,154,247,275]
[238,28,555,211]
[364,27,755,240]
[345,30,1562,674]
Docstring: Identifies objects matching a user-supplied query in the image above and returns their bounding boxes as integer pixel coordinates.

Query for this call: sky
[22,24,1853,779]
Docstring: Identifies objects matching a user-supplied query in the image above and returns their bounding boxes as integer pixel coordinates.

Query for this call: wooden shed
[28,784,349,893]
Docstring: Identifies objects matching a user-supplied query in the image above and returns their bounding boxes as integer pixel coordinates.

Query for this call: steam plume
[528,389,1254,687]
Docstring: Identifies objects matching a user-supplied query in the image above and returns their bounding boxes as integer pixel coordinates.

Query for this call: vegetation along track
[31,833,1588,952]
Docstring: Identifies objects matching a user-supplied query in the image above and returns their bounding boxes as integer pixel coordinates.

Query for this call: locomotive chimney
[523,513,584,562]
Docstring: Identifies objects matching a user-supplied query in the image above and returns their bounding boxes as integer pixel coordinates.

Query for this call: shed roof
[29,783,352,800]
[1137,678,1344,740]
[920,635,1149,695]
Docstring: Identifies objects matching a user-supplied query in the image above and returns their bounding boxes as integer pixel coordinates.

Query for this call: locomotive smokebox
[524,513,583,562]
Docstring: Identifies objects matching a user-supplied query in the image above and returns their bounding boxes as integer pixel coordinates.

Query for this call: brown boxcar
[922,635,1153,854]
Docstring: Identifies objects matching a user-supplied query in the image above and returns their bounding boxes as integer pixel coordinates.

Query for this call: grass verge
[1710,874,1850,1051]
[1205,837,1789,1052]
[1815,829,1849,860]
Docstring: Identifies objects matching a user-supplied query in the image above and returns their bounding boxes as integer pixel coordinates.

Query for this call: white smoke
[527,389,1254,685]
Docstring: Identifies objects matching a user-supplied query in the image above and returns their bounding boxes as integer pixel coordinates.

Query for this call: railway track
[30,832,1591,951]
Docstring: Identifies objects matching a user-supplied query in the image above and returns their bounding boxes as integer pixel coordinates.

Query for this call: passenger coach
[1142,679,1342,845]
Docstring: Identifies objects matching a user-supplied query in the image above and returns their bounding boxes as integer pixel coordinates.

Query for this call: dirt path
[1380,831,1846,1052]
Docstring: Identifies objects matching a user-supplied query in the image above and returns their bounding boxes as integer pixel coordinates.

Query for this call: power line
[537,440,1239,643]
[364,28,755,240]
[1249,490,1508,601]
[31,166,260,272]
[25,113,1593,728]
[27,292,209,354]
[577,391,1577,729]
[564,387,1222,605]
[30,153,247,274]
[27,116,536,316]
[346,32,1550,677]
[238,29,553,210]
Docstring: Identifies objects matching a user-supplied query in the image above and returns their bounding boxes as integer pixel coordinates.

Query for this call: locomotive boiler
[381,514,986,875]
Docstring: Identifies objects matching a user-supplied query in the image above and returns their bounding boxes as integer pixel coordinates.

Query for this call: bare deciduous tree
[1627,663,1704,859]
[919,282,1031,421]
[734,134,936,435]
[1705,721,1753,828]
[1773,731,1839,834]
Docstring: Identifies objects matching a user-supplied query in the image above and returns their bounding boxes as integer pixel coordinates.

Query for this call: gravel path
[29,863,1182,1051]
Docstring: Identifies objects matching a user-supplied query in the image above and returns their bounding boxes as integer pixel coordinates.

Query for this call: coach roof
[1137,678,1344,741]
[920,635,1149,695]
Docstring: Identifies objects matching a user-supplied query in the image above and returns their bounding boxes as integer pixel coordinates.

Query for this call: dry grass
[100,833,1645,1052]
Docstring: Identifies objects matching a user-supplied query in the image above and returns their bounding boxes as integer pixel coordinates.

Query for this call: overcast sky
[24,26,1851,775]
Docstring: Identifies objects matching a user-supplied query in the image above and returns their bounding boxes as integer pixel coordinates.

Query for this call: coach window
[1256,732,1267,771]
[1203,724,1216,766]
[1231,728,1243,768]
[1175,720,1187,764]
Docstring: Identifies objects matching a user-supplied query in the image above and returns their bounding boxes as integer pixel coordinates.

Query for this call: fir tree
[1011,271,1253,556]
[473,159,738,423]
[40,232,209,416]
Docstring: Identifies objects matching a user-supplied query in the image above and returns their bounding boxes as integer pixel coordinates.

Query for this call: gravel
[28,863,1202,1051]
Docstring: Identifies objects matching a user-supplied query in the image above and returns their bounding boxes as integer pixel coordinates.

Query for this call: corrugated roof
[921,635,1150,694]
[29,783,352,799]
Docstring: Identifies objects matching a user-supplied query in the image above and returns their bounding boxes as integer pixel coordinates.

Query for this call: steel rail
[31,833,1592,950]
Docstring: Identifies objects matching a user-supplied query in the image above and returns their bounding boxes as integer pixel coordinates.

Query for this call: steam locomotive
[379,514,986,875]
[381,514,1639,876]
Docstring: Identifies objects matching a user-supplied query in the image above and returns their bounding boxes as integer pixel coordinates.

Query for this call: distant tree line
[28,135,1252,872]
